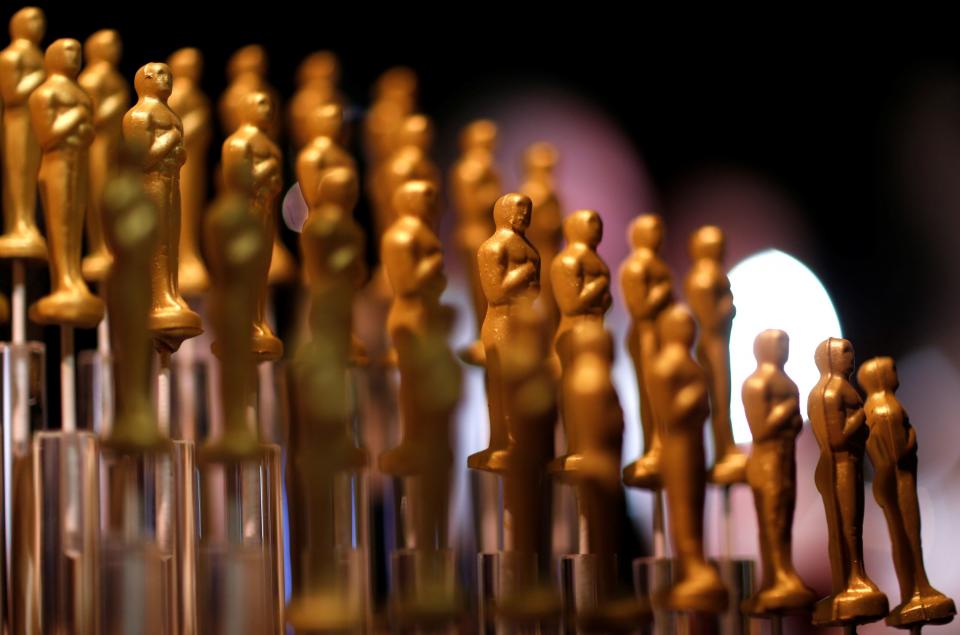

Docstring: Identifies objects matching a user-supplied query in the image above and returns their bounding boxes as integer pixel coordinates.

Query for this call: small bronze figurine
[288,50,341,150]
[858,357,956,628]
[520,142,562,331]
[295,102,355,211]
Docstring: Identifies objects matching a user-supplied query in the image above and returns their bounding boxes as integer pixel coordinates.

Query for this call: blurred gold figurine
[520,142,562,331]
[288,51,341,150]
[647,305,727,612]
[219,44,280,139]
[222,91,283,360]
[374,113,439,239]
[363,66,417,168]
[451,119,500,365]
[123,62,201,350]
[469,193,540,472]
[551,209,611,363]
[78,29,129,281]
[0,6,47,260]
[685,225,747,484]
[168,47,211,296]
[808,337,888,627]
[28,38,103,327]
[858,357,956,628]
[621,214,674,490]
[296,102,355,211]
[740,330,816,615]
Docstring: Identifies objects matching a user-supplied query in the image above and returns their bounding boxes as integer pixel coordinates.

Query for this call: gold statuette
[648,305,727,613]
[28,38,103,327]
[200,193,265,462]
[222,90,283,361]
[520,142,562,331]
[168,47,211,297]
[123,62,201,351]
[469,193,540,472]
[79,29,129,282]
[295,102,355,211]
[101,168,168,453]
[451,119,500,364]
[858,357,956,628]
[551,209,611,361]
[218,44,280,139]
[741,330,816,615]
[0,6,47,260]
[809,338,888,626]
[685,225,747,484]
[288,51,341,150]
[373,113,439,240]
[621,215,674,490]
[363,66,416,167]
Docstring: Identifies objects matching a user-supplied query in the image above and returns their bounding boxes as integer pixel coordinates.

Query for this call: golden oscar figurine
[740,330,816,615]
[168,47,211,297]
[520,141,562,331]
[621,214,674,490]
[28,38,103,327]
[78,29,128,281]
[551,209,611,361]
[374,113,439,239]
[808,337,888,626]
[684,225,747,484]
[858,357,956,628]
[469,193,541,472]
[218,44,280,139]
[0,6,47,259]
[222,91,283,361]
[647,305,727,613]
[295,102,355,211]
[288,51,341,150]
[123,62,201,351]
[363,66,417,168]
[451,119,500,365]
[286,167,368,631]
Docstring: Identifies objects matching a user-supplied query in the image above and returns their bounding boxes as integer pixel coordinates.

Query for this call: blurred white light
[728,249,841,444]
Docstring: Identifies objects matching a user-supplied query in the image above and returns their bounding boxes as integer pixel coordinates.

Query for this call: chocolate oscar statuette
[685,225,747,484]
[79,28,129,282]
[741,330,816,616]
[289,51,341,151]
[363,66,417,169]
[168,47,211,297]
[200,193,263,462]
[123,62,201,352]
[551,209,611,371]
[0,6,47,261]
[808,338,887,627]
[857,357,956,629]
[222,90,283,361]
[646,305,727,613]
[550,322,649,630]
[520,142,562,332]
[28,38,103,327]
[295,102,355,211]
[100,170,169,453]
[621,214,674,491]
[469,193,540,472]
[285,165,368,631]
[373,113,439,241]
[451,119,500,365]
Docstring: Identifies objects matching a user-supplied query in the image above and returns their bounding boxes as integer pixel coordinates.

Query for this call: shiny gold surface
[218,44,280,139]
[123,62,201,351]
[0,6,47,260]
[858,356,956,628]
[168,47,211,297]
[373,113,439,241]
[295,102,355,211]
[222,90,283,361]
[741,330,816,616]
[469,193,540,473]
[621,215,673,491]
[200,193,265,462]
[647,305,727,613]
[809,337,888,626]
[100,169,169,453]
[520,142,562,331]
[288,51,341,150]
[684,225,747,485]
[28,38,104,327]
[363,66,416,167]
[78,29,128,282]
[451,119,500,364]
